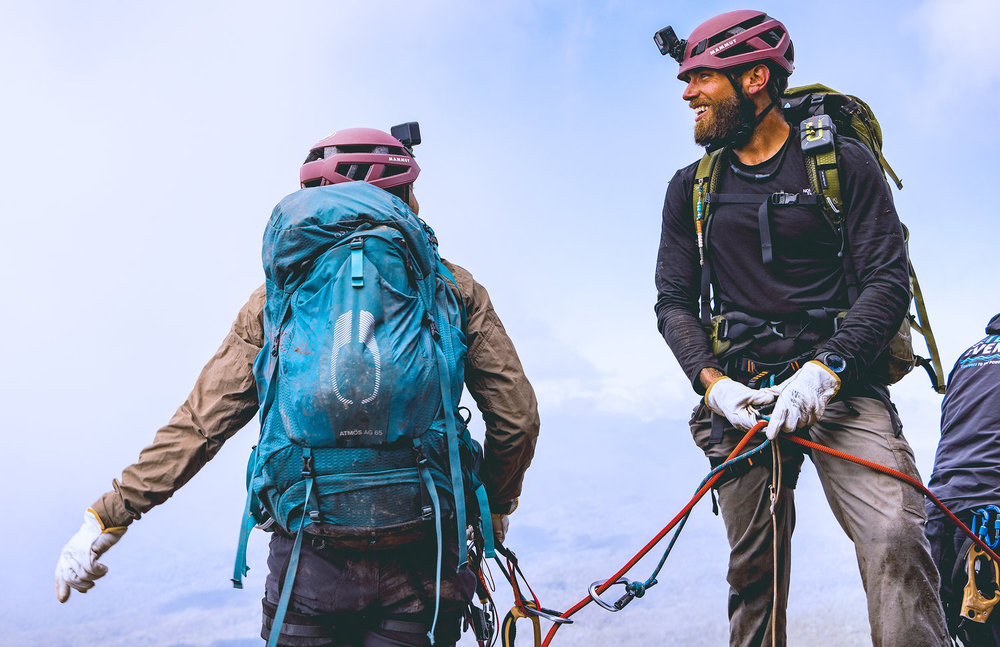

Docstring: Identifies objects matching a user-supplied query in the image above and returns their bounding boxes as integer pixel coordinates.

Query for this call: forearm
[92,286,266,527]
[657,303,723,394]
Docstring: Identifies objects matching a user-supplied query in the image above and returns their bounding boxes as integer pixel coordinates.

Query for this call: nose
[682,80,698,102]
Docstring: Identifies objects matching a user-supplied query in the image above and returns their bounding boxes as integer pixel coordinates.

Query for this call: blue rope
[627,437,774,598]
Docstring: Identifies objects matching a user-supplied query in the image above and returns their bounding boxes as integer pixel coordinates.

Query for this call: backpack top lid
[263,181,437,293]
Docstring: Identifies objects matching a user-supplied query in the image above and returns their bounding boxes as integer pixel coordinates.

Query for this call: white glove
[765,360,841,440]
[704,376,777,431]
[55,509,127,602]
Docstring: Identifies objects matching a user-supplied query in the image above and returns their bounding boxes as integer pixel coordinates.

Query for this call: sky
[1,1,998,645]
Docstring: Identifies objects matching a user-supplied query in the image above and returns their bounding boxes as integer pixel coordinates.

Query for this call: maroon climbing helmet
[673,10,794,80]
[300,126,420,189]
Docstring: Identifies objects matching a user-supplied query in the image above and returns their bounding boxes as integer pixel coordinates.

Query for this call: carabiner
[587,578,631,612]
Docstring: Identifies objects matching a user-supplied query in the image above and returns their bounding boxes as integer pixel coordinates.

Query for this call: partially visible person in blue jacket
[926,312,1000,646]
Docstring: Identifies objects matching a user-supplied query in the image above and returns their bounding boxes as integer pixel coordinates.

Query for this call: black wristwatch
[814,352,847,374]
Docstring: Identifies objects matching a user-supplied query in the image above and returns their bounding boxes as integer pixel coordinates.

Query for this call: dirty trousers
[691,397,948,647]
[261,533,476,646]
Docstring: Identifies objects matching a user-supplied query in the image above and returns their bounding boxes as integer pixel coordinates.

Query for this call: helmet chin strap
[724,71,776,149]
[729,98,775,149]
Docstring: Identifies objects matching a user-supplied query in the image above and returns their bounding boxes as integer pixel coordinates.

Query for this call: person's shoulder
[440,258,478,300]
[665,157,702,199]
[834,134,881,169]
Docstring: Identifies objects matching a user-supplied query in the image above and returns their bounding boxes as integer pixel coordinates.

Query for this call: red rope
[539,421,767,646]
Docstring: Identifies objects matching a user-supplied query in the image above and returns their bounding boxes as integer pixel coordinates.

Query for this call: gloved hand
[704,376,777,431]
[55,509,127,602]
[764,360,841,440]
[491,513,510,545]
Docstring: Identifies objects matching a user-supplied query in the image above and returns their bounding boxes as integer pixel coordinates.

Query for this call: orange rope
[783,434,1000,563]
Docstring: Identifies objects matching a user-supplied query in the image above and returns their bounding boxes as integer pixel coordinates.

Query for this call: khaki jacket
[93,260,539,528]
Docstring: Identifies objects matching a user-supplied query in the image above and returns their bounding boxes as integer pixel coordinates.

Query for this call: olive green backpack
[692,84,945,392]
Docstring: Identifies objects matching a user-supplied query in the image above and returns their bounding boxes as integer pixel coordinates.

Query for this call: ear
[742,63,771,98]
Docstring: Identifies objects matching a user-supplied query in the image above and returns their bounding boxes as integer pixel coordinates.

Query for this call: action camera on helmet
[390,122,421,154]
[654,26,687,63]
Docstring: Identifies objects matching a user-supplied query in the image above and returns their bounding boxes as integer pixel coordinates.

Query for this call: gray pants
[691,397,948,647]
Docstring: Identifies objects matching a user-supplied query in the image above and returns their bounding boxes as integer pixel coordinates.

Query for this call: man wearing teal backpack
[652,10,948,647]
[54,124,540,647]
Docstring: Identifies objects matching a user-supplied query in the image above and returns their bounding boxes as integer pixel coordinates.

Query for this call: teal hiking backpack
[692,84,946,393]
[232,181,495,646]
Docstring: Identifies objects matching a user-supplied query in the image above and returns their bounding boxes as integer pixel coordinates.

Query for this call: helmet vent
[716,42,757,59]
[381,165,410,178]
[302,179,323,188]
[760,29,783,47]
[707,14,768,47]
[336,163,372,180]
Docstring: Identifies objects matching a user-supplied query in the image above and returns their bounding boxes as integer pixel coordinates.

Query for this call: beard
[694,90,758,149]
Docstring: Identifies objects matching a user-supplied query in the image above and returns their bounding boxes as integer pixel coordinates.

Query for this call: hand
[491,514,510,545]
[765,360,841,440]
[55,509,127,603]
[704,376,777,431]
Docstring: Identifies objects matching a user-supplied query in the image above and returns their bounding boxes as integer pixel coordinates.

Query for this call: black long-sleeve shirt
[654,130,910,393]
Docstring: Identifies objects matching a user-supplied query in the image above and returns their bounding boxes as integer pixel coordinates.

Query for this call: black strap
[261,600,339,639]
[709,412,726,445]
[706,192,823,267]
[758,199,775,266]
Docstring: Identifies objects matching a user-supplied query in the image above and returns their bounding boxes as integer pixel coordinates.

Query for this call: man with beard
[652,10,948,647]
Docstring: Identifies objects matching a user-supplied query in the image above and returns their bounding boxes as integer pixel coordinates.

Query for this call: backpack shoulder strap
[800,114,844,226]
[692,149,724,325]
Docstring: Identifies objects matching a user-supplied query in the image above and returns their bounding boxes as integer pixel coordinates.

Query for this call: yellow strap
[500,604,542,647]
[909,266,946,393]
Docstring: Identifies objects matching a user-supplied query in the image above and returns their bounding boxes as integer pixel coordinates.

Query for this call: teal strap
[433,325,467,570]
[266,474,314,647]
[350,238,364,288]
[474,484,495,558]
[231,480,258,588]
[414,270,469,571]
[436,259,467,331]
[417,459,444,646]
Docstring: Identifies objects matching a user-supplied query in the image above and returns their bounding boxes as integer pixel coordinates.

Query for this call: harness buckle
[769,192,800,206]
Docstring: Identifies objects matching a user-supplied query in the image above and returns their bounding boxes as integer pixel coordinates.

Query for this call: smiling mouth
[694,105,709,122]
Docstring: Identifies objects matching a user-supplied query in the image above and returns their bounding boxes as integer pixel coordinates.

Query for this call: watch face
[824,354,846,373]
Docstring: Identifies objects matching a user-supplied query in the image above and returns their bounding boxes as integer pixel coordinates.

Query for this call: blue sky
[2,1,998,645]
